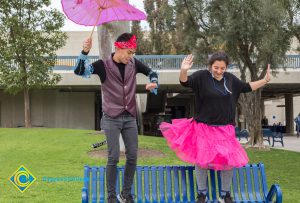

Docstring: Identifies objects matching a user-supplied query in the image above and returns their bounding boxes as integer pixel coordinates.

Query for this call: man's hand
[83,38,92,53]
[146,83,158,91]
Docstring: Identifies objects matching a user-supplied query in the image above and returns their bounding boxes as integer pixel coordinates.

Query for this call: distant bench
[262,128,284,147]
[82,163,282,203]
[235,127,249,141]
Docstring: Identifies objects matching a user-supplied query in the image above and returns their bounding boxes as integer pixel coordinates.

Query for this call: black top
[74,51,156,83]
[181,70,252,125]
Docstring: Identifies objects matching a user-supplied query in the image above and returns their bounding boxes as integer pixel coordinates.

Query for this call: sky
[50,0,147,31]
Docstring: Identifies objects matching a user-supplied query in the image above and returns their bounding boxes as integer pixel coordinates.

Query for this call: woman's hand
[264,64,271,83]
[181,54,194,71]
[249,64,271,91]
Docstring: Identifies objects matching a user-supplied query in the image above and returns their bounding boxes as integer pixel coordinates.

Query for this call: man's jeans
[101,112,138,197]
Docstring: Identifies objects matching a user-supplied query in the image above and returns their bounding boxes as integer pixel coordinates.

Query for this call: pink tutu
[159,118,249,170]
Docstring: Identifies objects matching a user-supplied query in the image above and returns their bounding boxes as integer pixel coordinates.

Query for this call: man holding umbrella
[74,33,158,203]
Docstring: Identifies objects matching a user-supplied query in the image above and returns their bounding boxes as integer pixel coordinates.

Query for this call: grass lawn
[0,128,299,202]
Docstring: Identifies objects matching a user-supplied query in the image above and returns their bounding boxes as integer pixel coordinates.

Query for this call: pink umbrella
[61,0,147,26]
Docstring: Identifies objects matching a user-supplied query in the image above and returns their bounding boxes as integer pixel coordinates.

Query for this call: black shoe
[219,192,233,203]
[196,192,207,203]
[117,191,134,203]
[107,195,117,203]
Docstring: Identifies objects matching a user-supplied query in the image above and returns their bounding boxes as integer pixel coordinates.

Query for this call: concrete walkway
[240,134,300,153]
[269,135,300,152]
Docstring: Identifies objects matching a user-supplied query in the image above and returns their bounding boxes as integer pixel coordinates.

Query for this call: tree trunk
[24,87,31,128]
[97,0,130,59]
[97,25,113,59]
[239,89,263,147]
[97,21,130,59]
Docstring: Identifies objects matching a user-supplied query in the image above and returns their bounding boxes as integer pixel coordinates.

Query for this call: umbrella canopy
[61,0,147,26]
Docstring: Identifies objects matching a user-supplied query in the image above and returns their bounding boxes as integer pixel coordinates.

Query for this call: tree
[144,0,175,54]
[131,21,152,55]
[176,0,292,145]
[0,0,67,127]
[284,0,300,51]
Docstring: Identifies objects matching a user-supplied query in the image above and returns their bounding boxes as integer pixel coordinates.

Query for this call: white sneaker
[117,193,125,203]
[218,197,225,203]
[218,193,233,203]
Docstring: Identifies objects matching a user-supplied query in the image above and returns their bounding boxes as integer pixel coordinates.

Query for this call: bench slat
[84,166,90,196]
[136,167,143,203]
[209,170,217,200]
[238,167,247,200]
[232,169,241,202]
[158,166,165,202]
[99,167,105,202]
[91,167,98,203]
[151,167,158,202]
[180,166,188,202]
[173,167,180,202]
[260,164,269,200]
[252,165,263,201]
[217,171,221,197]
[144,166,150,202]
[166,166,172,202]
[188,167,195,202]
[246,166,255,201]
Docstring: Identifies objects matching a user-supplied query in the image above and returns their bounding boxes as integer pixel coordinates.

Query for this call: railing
[54,55,300,70]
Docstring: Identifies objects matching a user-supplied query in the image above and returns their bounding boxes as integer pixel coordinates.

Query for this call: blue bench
[271,126,284,147]
[235,127,249,141]
[262,128,284,147]
[262,128,272,145]
[82,163,282,203]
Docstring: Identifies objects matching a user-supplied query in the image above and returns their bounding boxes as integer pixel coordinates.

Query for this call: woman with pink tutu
[160,52,271,203]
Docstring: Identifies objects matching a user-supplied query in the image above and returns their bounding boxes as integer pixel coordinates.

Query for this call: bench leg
[266,184,282,203]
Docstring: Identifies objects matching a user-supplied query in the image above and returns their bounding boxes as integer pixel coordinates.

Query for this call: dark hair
[208,51,230,67]
[116,33,134,42]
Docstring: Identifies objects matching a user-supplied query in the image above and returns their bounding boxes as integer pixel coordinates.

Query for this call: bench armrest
[82,187,88,203]
[266,184,282,203]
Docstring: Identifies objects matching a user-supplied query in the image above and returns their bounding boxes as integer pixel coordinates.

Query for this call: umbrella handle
[89,8,102,39]
[89,25,96,38]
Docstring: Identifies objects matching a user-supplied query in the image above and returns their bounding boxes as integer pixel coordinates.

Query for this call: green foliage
[283,0,300,50]
[144,0,176,54]
[142,0,298,68]
[0,0,67,94]
[131,21,153,54]
[179,0,292,77]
